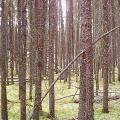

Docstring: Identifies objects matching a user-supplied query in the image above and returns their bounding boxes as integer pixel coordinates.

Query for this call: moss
[0,72,120,119]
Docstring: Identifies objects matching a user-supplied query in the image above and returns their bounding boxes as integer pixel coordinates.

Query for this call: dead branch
[55,92,120,101]
[70,95,120,103]
[7,99,33,107]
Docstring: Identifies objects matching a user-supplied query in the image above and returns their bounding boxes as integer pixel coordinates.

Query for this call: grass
[0,73,120,120]
[94,99,120,120]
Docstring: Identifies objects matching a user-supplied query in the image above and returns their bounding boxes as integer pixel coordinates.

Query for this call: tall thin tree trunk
[1,0,8,119]
[33,0,47,119]
[66,0,73,88]
[118,0,120,82]
[49,0,55,118]
[102,0,110,113]
[54,0,59,74]
[79,0,94,119]
[18,0,27,119]
[9,0,14,84]
[111,0,116,82]
[29,0,34,100]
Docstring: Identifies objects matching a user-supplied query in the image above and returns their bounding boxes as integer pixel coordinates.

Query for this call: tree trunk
[33,0,47,119]
[18,0,27,119]
[54,0,59,74]
[118,0,120,82]
[49,0,55,118]
[9,0,14,84]
[79,0,94,119]
[1,0,8,119]
[102,0,110,113]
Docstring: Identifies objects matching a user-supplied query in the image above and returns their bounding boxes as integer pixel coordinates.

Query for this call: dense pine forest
[0,0,120,120]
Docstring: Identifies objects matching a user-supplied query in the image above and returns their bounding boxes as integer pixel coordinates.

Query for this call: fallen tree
[28,26,120,120]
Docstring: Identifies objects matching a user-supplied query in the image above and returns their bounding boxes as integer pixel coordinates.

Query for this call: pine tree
[102,0,110,113]
[79,0,94,119]
[18,0,27,119]
[49,0,55,118]
[33,0,47,119]
[1,0,8,119]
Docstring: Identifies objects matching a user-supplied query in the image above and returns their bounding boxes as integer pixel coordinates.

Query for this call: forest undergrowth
[0,73,120,120]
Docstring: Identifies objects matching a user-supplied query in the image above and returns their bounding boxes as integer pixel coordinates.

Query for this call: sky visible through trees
[61,0,66,19]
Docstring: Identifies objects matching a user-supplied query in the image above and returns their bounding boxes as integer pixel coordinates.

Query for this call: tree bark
[79,0,94,119]
[33,0,47,119]
[49,0,55,118]
[1,0,8,119]
[118,0,120,82]
[18,0,27,119]
[102,0,110,113]
[9,0,14,84]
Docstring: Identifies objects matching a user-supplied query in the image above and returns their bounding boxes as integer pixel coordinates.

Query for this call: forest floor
[0,74,120,120]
